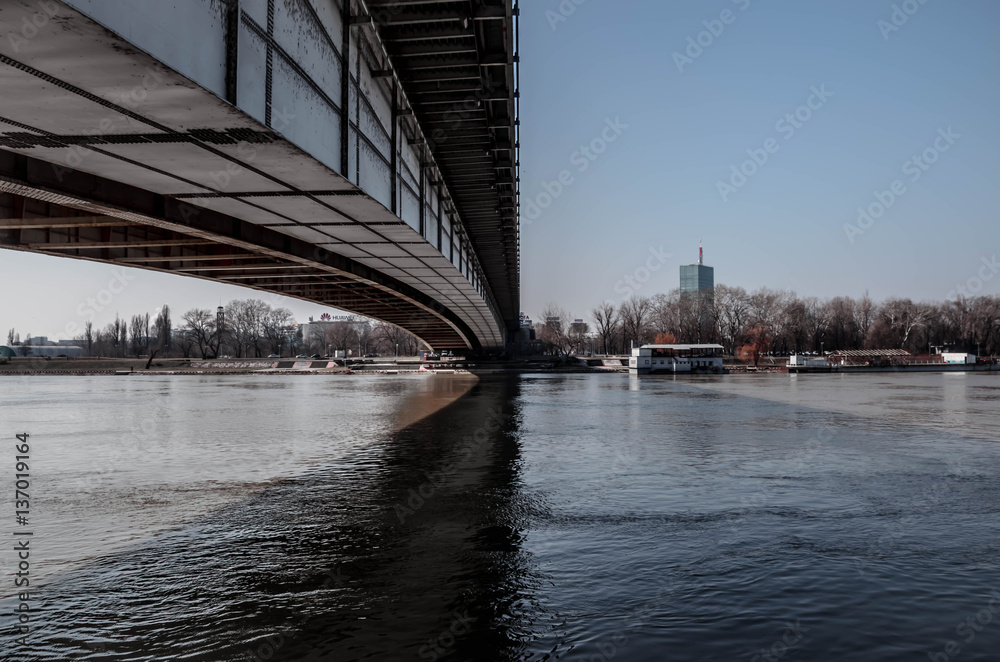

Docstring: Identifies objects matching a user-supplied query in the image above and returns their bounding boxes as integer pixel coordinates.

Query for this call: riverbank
[0,357,354,375]
[0,356,603,375]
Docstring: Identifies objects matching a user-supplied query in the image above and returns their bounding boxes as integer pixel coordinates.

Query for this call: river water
[2,372,999,661]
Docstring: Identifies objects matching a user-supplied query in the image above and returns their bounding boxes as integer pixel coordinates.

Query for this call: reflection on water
[3,372,1000,661]
[0,374,477,589]
[3,376,534,661]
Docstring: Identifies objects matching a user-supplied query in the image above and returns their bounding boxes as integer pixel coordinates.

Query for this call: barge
[788,350,999,374]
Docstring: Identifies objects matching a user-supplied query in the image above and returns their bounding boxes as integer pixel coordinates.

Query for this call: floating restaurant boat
[629,344,728,375]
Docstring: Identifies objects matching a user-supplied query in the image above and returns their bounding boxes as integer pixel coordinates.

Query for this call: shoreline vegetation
[539,288,1000,360]
[0,356,785,376]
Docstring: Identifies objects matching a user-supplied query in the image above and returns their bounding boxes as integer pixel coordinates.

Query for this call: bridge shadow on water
[19,376,542,661]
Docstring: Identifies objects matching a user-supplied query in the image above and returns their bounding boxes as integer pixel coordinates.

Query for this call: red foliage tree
[739,324,772,366]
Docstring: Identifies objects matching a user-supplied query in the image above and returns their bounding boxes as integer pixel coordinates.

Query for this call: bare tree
[619,295,653,349]
[650,291,679,339]
[18,332,31,357]
[592,301,619,355]
[879,298,931,350]
[325,318,361,356]
[714,284,749,354]
[154,306,171,356]
[226,299,270,357]
[854,291,877,344]
[567,319,590,355]
[371,321,424,357]
[968,296,1000,354]
[823,297,858,351]
[748,287,788,332]
[104,316,127,357]
[781,296,809,353]
[263,306,295,356]
[182,308,215,359]
[537,304,570,354]
[175,329,195,358]
[83,321,94,357]
[356,320,373,356]
[129,313,150,357]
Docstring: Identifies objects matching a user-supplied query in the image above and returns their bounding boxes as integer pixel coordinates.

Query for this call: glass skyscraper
[680,247,715,339]
[680,263,714,294]
[680,244,714,295]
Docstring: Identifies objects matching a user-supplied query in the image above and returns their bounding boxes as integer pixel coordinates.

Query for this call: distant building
[680,244,715,339]
[680,244,714,296]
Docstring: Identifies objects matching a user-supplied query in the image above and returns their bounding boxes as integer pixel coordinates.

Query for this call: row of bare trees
[52,299,427,359]
[301,317,426,358]
[532,288,1000,357]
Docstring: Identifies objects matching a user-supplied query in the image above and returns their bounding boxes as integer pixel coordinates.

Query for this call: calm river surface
[2,372,1000,661]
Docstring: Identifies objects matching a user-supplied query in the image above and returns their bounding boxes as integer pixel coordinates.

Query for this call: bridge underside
[0,0,519,352]
[0,151,478,351]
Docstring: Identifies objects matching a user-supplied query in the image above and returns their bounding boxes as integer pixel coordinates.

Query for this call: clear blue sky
[2,0,998,339]
[518,0,1000,320]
